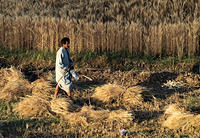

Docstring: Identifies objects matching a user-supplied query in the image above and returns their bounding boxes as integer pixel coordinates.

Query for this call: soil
[1,60,200,137]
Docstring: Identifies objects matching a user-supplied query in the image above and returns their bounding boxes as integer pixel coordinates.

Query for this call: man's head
[61,37,70,49]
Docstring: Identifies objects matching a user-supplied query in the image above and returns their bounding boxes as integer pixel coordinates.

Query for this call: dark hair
[61,37,70,45]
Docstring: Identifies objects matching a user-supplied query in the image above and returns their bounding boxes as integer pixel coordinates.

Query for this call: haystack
[0,67,32,101]
[50,98,80,115]
[63,106,134,126]
[14,95,51,118]
[162,104,200,130]
[0,80,32,101]
[91,84,125,103]
[63,106,110,126]
[175,73,200,87]
[107,109,134,123]
[79,106,110,122]
[63,112,88,126]
[31,78,53,99]
[0,67,24,88]
[122,86,147,105]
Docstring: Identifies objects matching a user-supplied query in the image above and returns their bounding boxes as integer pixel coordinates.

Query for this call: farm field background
[0,0,200,137]
[0,0,200,58]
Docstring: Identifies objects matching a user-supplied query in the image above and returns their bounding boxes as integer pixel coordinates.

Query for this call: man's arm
[57,51,70,71]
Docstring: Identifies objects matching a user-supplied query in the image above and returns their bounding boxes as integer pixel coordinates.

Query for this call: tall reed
[0,16,199,58]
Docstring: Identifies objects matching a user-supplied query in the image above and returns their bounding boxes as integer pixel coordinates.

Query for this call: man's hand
[67,65,74,72]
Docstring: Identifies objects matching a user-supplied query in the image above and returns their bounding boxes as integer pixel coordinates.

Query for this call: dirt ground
[1,61,200,137]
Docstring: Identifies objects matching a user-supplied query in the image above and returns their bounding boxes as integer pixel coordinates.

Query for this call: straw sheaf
[50,98,80,115]
[92,84,125,103]
[63,106,109,126]
[0,67,24,88]
[14,95,51,118]
[122,86,147,105]
[176,73,200,87]
[63,113,88,126]
[162,104,200,130]
[0,69,9,88]
[31,78,53,99]
[0,79,32,101]
[79,106,110,122]
[63,106,134,126]
[107,109,134,123]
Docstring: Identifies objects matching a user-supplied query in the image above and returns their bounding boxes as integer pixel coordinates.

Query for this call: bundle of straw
[31,78,53,99]
[0,67,32,101]
[79,106,110,122]
[92,84,125,103]
[0,69,8,88]
[122,86,146,105]
[63,106,109,126]
[63,112,88,126]
[107,109,134,123]
[163,104,200,130]
[0,80,32,101]
[63,106,134,127]
[0,67,24,88]
[50,98,79,115]
[14,95,51,118]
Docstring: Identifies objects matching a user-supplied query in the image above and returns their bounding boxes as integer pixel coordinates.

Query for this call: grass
[1,45,200,73]
[0,117,60,137]
[0,101,8,119]
[186,96,200,113]
[0,46,56,69]
[0,100,60,137]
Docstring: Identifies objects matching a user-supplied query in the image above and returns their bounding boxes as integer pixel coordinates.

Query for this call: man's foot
[66,91,71,97]
[53,84,60,99]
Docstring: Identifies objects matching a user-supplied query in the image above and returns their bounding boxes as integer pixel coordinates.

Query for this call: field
[1,0,200,58]
[0,0,200,137]
[0,47,200,137]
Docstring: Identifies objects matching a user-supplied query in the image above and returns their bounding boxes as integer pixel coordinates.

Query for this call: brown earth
[1,60,200,137]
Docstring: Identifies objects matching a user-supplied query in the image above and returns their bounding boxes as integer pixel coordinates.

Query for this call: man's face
[63,42,70,49]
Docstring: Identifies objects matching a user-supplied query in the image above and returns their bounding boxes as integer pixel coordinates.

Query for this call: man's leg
[65,83,72,97]
[66,91,71,97]
[54,84,60,98]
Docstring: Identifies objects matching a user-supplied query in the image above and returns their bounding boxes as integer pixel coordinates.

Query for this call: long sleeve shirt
[55,47,73,83]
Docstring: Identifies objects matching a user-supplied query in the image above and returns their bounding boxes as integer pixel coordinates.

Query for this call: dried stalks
[91,84,125,103]
[0,67,24,88]
[63,106,134,126]
[163,104,200,130]
[14,95,51,118]
[31,78,53,99]
[50,98,80,115]
[0,67,32,101]
[0,80,32,101]
[122,86,147,105]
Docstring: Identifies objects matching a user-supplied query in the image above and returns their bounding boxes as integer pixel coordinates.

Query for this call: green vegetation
[186,96,200,113]
[0,46,56,69]
[0,0,200,137]
[1,45,200,73]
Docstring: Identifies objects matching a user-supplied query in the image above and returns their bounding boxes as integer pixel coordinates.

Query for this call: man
[54,37,74,98]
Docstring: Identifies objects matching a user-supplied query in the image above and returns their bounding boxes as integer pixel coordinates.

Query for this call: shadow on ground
[138,71,198,100]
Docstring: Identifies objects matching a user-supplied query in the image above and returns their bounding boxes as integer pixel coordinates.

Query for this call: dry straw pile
[0,67,32,101]
[31,78,53,99]
[162,104,200,130]
[91,84,125,103]
[14,95,51,118]
[63,106,133,126]
[0,67,24,88]
[92,84,150,107]
[50,98,80,115]
[123,86,147,105]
